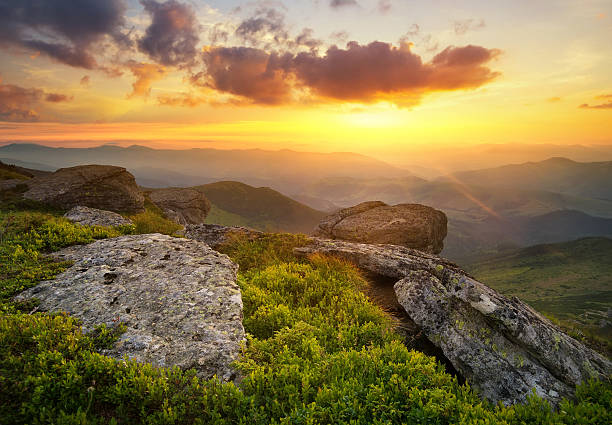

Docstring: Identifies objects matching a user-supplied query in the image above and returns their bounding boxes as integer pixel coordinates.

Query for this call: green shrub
[1,212,610,424]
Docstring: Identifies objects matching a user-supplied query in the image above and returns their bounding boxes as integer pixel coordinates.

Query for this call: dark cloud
[138,0,200,67]
[0,79,72,121]
[330,0,359,8]
[44,93,73,102]
[235,7,288,47]
[454,18,486,35]
[0,0,127,69]
[294,28,322,50]
[201,41,500,105]
[126,61,167,98]
[200,47,293,104]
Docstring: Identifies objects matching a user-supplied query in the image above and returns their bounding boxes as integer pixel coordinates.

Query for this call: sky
[0,0,611,161]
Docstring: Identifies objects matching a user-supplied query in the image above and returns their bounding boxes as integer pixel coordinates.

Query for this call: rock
[23,165,144,213]
[313,201,447,254]
[16,234,245,381]
[0,179,25,192]
[294,239,612,406]
[64,206,133,227]
[148,188,211,225]
[185,223,263,249]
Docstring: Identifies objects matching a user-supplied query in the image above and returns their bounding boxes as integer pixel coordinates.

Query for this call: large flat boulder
[23,165,144,213]
[148,188,211,225]
[185,223,263,249]
[16,234,245,381]
[313,201,447,254]
[64,206,133,227]
[295,239,612,406]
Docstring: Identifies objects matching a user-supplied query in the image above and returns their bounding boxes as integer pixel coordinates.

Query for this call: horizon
[0,0,611,158]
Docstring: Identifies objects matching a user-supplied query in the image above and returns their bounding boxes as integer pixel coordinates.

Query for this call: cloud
[294,28,322,50]
[547,96,561,102]
[200,47,293,104]
[378,0,392,14]
[330,0,359,8]
[236,7,286,44]
[579,102,612,109]
[454,18,486,35]
[295,42,500,102]
[579,94,612,109]
[330,31,349,43]
[200,41,500,105]
[157,92,205,107]
[0,0,127,69]
[44,93,73,102]
[126,62,167,98]
[0,79,72,121]
[80,75,91,87]
[138,0,200,67]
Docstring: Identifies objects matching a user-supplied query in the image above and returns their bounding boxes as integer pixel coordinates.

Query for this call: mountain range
[2,143,612,263]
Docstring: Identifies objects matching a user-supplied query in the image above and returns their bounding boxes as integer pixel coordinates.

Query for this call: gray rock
[148,188,211,225]
[16,234,245,381]
[185,223,263,249]
[64,206,133,227]
[294,238,612,406]
[313,201,447,254]
[23,165,144,213]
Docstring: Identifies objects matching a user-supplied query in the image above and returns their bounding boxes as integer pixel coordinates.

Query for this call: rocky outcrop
[295,239,612,406]
[16,234,245,381]
[313,201,447,254]
[64,206,133,227]
[185,223,263,249]
[148,188,211,225]
[23,165,144,213]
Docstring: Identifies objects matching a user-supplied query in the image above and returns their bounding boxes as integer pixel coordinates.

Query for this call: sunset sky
[0,0,611,161]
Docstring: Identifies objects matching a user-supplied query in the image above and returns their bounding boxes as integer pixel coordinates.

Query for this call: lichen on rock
[16,233,245,381]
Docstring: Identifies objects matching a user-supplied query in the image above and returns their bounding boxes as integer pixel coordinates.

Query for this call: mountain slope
[443,210,612,262]
[195,181,326,233]
[446,157,612,200]
[466,237,612,336]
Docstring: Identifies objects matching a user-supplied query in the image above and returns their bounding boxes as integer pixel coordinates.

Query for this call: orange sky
[0,0,611,159]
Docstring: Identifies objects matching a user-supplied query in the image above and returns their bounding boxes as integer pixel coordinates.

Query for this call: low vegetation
[127,196,182,236]
[0,198,610,424]
[467,237,612,348]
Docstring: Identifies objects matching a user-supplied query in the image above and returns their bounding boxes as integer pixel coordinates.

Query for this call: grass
[126,196,182,236]
[467,238,612,323]
[0,168,29,181]
[0,198,610,424]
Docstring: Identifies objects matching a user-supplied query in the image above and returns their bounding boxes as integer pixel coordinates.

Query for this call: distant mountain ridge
[444,157,612,200]
[444,210,612,262]
[0,143,411,195]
